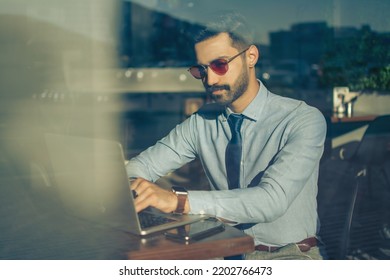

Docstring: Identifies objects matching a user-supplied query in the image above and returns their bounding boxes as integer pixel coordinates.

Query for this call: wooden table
[126,225,254,260]
[330,114,377,123]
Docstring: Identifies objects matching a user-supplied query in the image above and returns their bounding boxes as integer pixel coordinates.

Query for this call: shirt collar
[223,79,268,122]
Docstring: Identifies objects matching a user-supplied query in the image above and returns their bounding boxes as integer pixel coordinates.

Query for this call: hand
[130,177,179,213]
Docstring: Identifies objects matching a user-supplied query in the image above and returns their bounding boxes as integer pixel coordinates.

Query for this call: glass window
[1,0,389,261]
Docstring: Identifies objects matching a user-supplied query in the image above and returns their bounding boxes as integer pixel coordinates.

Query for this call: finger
[134,190,155,212]
[134,198,150,212]
[128,177,137,186]
[139,187,177,213]
[129,177,145,191]
[131,181,155,211]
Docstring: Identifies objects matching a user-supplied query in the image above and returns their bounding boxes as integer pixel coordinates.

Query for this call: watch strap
[172,186,187,214]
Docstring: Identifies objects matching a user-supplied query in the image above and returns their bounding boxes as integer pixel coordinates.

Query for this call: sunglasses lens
[188,59,229,79]
[210,59,229,75]
[188,66,205,79]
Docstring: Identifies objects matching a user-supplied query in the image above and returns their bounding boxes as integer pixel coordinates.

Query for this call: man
[126,12,327,259]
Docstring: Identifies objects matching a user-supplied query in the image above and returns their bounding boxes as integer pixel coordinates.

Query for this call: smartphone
[164,217,225,243]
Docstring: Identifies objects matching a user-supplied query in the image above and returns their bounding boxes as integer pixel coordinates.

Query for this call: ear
[247,45,259,68]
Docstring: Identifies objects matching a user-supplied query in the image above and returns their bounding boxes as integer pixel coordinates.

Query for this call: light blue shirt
[126,81,327,246]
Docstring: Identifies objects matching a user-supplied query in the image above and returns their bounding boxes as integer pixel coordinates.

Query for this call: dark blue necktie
[224,114,246,260]
[225,114,244,189]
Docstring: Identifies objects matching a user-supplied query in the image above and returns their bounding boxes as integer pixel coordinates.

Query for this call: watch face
[173,186,187,194]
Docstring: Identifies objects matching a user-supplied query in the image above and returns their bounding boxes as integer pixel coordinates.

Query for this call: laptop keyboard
[138,211,176,229]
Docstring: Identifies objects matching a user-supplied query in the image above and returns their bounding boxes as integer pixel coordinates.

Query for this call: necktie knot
[228,114,244,142]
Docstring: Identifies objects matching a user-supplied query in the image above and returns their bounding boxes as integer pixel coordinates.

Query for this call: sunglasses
[188,47,249,80]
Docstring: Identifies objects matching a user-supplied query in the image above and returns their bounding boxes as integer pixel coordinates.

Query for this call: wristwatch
[171,186,188,214]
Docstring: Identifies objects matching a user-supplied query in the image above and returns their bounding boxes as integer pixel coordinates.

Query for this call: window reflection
[0,0,389,260]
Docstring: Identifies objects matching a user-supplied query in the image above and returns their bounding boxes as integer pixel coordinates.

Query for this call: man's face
[194,33,249,106]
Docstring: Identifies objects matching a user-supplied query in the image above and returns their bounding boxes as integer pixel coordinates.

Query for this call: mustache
[205,85,230,93]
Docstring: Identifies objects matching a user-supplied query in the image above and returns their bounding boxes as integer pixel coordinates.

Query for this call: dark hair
[194,12,253,49]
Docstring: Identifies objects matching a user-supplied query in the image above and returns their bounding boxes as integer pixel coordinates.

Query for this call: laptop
[44,133,207,235]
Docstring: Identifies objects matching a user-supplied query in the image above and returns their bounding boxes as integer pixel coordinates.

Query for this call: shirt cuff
[188,190,217,216]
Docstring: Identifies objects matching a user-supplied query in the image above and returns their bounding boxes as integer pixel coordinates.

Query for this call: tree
[320,27,390,92]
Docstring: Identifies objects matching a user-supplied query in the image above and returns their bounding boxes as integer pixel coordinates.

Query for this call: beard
[204,67,249,106]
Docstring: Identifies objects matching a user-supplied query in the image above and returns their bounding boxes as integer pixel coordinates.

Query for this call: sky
[130,0,390,44]
[1,0,390,45]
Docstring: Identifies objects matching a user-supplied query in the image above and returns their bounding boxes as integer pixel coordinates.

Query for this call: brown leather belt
[254,237,317,253]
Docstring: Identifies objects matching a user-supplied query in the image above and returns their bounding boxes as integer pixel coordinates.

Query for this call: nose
[205,67,220,86]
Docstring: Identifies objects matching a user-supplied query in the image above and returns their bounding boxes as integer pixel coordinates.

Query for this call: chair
[350,115,390,196]
[339,114,390,259]
[353,116,390,161]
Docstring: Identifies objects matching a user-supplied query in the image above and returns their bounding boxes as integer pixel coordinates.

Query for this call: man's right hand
[129,177,189,213]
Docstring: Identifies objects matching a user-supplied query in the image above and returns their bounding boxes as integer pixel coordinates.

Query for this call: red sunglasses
[188,47,249,79]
